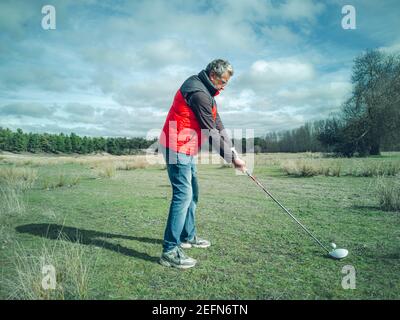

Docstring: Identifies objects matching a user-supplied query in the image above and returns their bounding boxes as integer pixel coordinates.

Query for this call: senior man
[159,59,246,268]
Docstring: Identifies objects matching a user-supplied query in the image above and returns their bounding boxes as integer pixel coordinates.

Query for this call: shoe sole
[180,243,211,249]
[159,258,196,269]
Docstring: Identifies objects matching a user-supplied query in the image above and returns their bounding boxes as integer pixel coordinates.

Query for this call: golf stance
[159,59,246,268]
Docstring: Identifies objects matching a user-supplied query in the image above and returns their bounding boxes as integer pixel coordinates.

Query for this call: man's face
[209,71,231,91]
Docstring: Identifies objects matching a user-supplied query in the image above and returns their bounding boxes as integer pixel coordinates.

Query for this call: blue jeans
[161,147,198,252]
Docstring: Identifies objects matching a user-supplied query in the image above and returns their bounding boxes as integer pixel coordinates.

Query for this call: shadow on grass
[350,204,400,214]
[379,252,400,259]
[15,223,161,264]
[350,204,383,211]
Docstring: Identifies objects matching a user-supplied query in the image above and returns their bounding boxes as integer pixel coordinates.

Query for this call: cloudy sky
[1,0,399,138]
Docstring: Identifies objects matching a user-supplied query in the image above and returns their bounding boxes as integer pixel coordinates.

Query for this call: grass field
[0,151,399,299]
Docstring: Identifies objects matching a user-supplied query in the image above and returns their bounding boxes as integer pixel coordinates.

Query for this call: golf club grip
[245,170,330,253]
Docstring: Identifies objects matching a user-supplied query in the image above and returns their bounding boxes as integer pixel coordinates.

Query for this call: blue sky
[1,0,399,138]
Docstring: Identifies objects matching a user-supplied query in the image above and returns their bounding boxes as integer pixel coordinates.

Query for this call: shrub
[41,173,80,190]
[0,184,26,216]
[376,177,400,212]
[0,166,38,190]
[115,159,148,171]
[0,166,36,216]
[3,235,96,300]
[281,160,318,177]
[96,163,116,178]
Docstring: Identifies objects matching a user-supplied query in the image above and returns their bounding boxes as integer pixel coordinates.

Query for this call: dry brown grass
[281,158,400,177]
[3,236,95,300]
[0,166,38,216]
[41,173,81,190]
[0,154,163,178]
[0,166,38,190]
[376,177,400,211]
[94,161,116,178]
[115,158,149,170]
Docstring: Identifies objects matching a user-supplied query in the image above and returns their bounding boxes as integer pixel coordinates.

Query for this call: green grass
[0,152,399,299]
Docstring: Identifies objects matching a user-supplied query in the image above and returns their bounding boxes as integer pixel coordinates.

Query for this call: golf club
[242,168,348,260]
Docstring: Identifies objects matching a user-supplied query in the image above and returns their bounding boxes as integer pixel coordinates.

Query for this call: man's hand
[233,157,247,173]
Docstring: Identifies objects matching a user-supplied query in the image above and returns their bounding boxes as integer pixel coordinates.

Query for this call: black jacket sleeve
[215,112,233,152]
[186,91,236,163]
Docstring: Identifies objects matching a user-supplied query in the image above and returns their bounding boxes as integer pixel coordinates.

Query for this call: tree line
[239,117,399,155]
[0,127,156,155]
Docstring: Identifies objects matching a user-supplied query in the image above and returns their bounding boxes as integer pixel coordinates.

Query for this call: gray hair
[205,59,234,78]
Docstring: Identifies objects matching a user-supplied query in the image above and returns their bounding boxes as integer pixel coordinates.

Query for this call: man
[159,59,246,269]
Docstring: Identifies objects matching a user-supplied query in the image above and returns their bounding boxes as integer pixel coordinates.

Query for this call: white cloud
[138,38,193,68]
[112,65,192,109]
[279,0,325,23]
[214,64,352,135]
[234,59,315,93]
[1,0,398,138]
[251,60,314,81]
[0,103,55,118]
[261,25,303,45]
[277,81,352,105]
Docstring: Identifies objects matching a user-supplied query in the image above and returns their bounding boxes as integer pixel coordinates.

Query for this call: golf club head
[328,248,349,259]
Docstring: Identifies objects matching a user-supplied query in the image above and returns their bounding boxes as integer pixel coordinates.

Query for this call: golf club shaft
[245,170,330,253]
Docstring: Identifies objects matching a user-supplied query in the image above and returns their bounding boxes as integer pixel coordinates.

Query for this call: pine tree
[12,128,28,152]
[0,127,9,150]
[27,133,40,153]
[70,133,81,153]
[56,133,66,153]
[39,134,52,153]
[80,136,89,154]
[64,135,72,153]
[106,138,117,154]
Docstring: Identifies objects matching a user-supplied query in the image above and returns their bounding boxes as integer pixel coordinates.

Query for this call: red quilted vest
[159,89,218,155]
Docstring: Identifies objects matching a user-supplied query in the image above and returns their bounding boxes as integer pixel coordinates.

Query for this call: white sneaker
[180,236,211,249]
[159,247,197,269]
